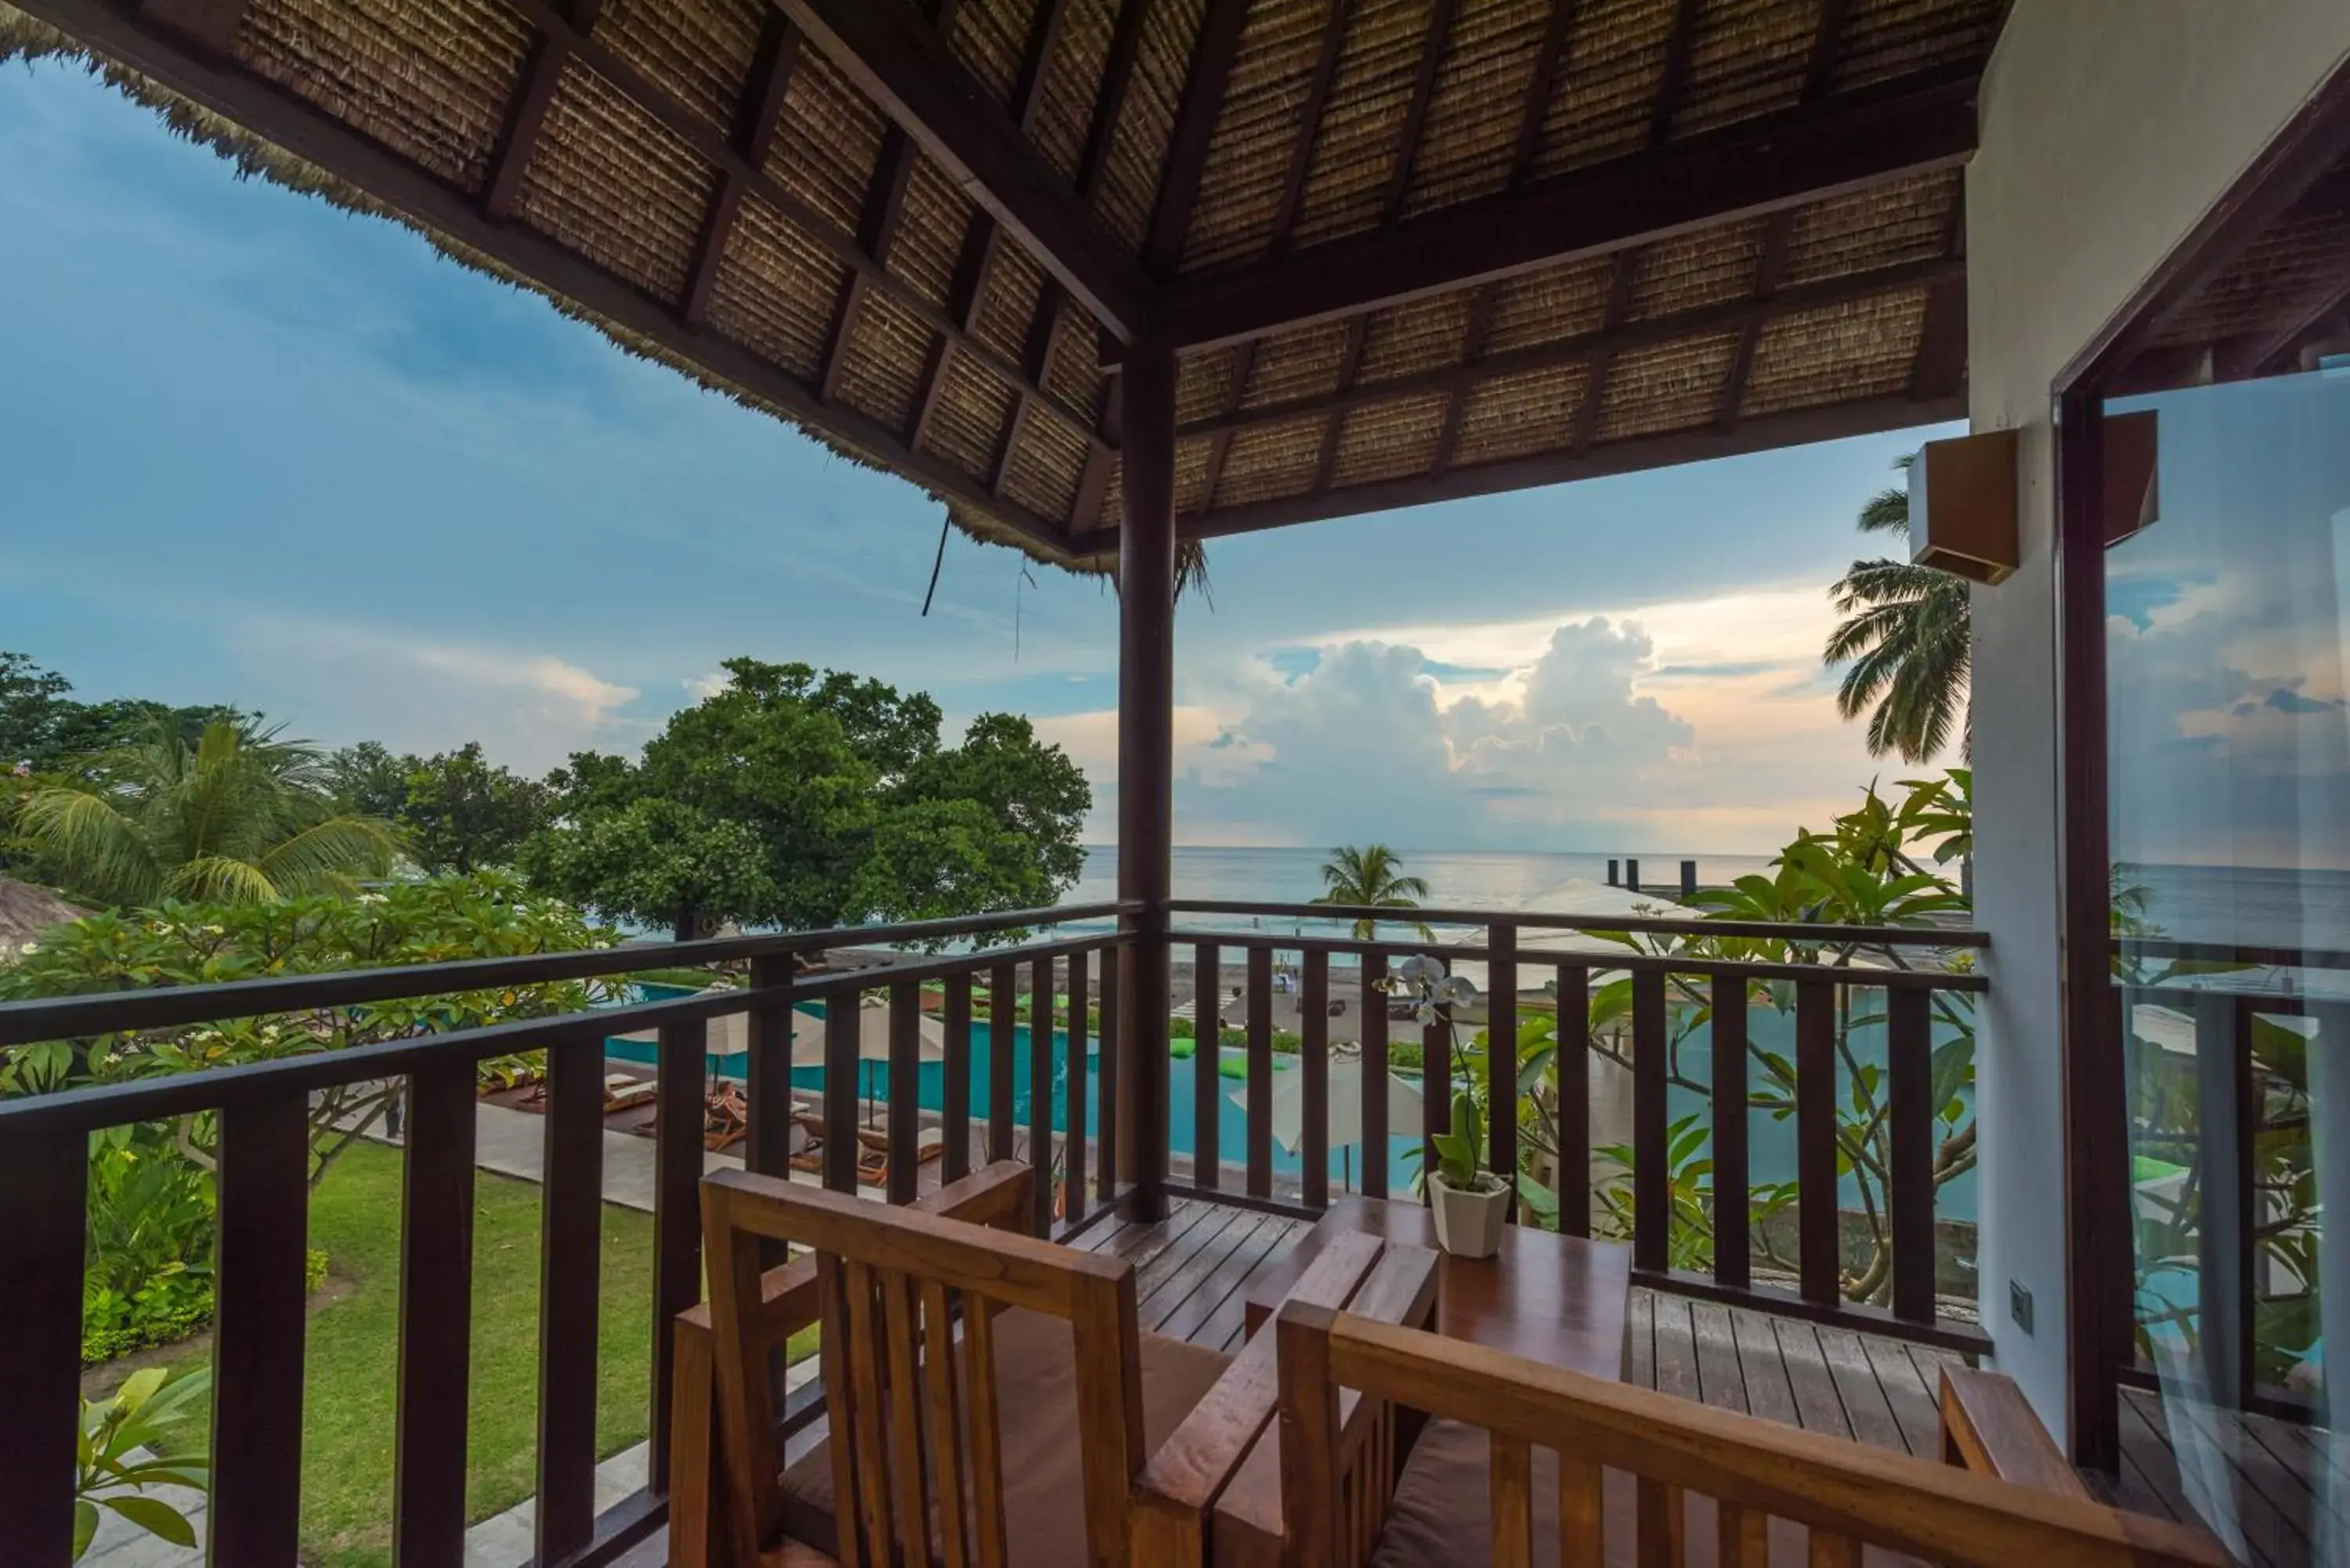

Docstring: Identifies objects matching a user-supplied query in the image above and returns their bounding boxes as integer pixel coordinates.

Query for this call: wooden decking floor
[2105,1386,2344,1568]
[1069,1197,1973,1459]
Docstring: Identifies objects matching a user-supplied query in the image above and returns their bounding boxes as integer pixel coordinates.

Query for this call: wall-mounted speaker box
[1909,428,2018,584]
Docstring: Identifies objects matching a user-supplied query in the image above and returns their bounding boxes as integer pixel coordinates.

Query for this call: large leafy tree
[1823,463,1972,762]
[1,651,242,775]
[14,719,401,907]
[398,743,555,874]
[521,658,1090,933]
[1311,844,1434,940]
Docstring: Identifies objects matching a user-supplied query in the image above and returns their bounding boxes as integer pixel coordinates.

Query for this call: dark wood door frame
[2049,56,2350,1473]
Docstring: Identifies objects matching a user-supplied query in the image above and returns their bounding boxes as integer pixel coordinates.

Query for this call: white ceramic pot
[1428,1172,1510,1259]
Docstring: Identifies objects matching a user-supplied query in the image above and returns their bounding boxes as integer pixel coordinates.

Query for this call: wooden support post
[1118,340,1178,1221]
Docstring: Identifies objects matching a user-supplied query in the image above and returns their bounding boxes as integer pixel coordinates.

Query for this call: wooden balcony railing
[1166,901,1990,1353]
[2114,937,2350,1425]
[0,902,1131,1568]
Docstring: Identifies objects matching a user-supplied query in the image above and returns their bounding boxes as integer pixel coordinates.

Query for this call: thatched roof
[5,0,2001,566]
[0,875,86,949]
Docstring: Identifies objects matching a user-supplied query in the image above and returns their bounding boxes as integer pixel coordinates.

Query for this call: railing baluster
[396,1062,477,1565]
[1247,944,1274,1199]
[1887,985,1936,1324]
[1361,950,1390,1199]
[745,956,794,1182]
[537,1042,605,1563]
[0,1125,86,1562]
[989,963,1018,1162]
[651,1014,708,1485]
[2194,990,2252,1407]
[1631,968,1669,1274]
[824,988,862,1192]
[1489,922,1518,1220]
[888,982,922,1205]
[1554,963,1590,1238]
[943,971,974,1183]
[1712,972,1750,1291]
[1423,954,1451,1203]
[1795,979,1841,1307]
[212,1090,312,1566]
[1031,956,1056,1234]
[1065,950,1090,1224]
[1195,941,1222,1190]
[1302,949,1330,1210]
[1095,949,1120,1202]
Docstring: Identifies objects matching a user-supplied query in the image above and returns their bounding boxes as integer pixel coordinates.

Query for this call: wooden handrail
[1170,896,1987,948]
[0,900,1133,1047]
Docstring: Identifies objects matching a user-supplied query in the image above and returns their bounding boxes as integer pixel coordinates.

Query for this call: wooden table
[1212,1196,1634,1565]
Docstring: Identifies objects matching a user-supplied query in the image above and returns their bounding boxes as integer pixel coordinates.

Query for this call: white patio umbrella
[1227,1057,1423,1191]
[793,995,947,1124]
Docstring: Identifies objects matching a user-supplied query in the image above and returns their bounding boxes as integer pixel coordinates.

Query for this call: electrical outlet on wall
[2010,1280,2034,1334]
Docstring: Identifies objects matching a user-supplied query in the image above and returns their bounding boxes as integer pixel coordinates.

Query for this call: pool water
[602,994,1421,1177]
[602,988,1977,1209]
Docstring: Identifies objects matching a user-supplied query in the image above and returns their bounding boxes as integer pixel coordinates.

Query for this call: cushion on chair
[779,1306,1232,1567]
[1369,1419,1880,1568]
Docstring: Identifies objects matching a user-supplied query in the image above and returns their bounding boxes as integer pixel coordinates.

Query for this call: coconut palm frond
[1176,540,1214,609]
[1823,457,1971,763]
[14,789,163,906]
[257,815,403,894]
[164,855,284,906]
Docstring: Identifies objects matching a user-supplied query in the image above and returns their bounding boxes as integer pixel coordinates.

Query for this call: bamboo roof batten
[11,0,2000,562]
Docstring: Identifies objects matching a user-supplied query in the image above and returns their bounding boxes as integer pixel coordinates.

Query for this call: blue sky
[0,57,1961,853]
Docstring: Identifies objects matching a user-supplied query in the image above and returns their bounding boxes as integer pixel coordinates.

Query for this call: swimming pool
[602,995,1423,1177]
[602,989,1978,1209]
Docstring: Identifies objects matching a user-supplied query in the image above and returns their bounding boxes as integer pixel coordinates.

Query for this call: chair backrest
[700,1168,1147,1568]
[1273,1302,2233,1568]
[669,1161,1033,1568]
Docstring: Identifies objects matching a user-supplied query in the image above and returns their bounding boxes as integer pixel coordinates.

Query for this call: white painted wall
[1967,1,2350,1436]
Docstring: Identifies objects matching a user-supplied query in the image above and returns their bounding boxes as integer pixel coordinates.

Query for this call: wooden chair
[669,1161,1036,1568]
[1272,1300,2234,1568]
[696,1169,1423,1567]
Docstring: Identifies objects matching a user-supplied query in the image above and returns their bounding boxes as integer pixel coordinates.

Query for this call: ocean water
[1064,845,1781,931]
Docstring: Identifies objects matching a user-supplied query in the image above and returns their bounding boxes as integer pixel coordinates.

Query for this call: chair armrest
[1132,1234,1437,1566]
[1938,1366,2091,1500]
[667,1160,1034,1568]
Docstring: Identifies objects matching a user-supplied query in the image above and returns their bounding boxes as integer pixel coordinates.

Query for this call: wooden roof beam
[1164,65,1983,352]
[1144,0,1252,274]
[483,0,602,220]
[1719,0,1847,429]
[1179,255,1961,440]
[137,0,247,52]
[1187,392,1965,540]
[1267,0,1354,253]
[776,0,1156,345]
[683,11,801,326]
[486,0,1098,449]
[13,0,1082,561]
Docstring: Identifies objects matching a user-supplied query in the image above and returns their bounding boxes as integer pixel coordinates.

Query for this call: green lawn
[157,1141,659,1568]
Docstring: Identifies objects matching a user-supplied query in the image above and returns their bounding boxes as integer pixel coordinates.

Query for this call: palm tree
[1311,844,1434,940]
[1824,460,1971,761]
[14,718,401,907]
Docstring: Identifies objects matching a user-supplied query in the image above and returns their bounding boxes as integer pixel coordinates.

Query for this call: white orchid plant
[1379,955,1501,1194]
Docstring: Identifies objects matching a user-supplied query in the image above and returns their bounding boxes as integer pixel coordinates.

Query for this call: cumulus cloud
[233,620,641,772]
[973,583,1911,851]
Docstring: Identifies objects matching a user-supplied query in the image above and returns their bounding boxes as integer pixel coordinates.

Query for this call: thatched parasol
[0,875,87,949]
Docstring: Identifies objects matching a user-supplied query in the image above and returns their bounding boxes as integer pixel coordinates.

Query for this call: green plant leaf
[100,1494,198,1548]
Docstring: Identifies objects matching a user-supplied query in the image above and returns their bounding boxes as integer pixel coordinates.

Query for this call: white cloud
[683,669,732,701]
[233,620,641,772]
[1037,584,1900,851]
